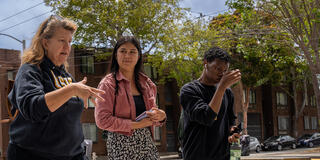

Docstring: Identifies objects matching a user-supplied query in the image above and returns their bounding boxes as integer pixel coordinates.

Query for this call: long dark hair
[110,36,144,95]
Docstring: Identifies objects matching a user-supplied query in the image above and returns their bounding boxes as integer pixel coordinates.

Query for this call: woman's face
[42,27,73,66]
[116,42,139,72]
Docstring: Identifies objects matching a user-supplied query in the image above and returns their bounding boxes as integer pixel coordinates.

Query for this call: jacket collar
[42,55,65,71]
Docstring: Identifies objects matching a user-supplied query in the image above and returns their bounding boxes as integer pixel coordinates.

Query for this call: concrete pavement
[241,147,320,160]
[159,147,320,160]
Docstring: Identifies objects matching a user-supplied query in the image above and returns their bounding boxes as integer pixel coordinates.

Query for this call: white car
[249,136,261,153]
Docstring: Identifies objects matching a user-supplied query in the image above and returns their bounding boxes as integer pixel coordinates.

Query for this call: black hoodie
[8,56,84,158]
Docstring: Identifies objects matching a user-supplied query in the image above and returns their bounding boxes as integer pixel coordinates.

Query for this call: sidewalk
[160,152,181,160]
[241,147,320,160]
[159,147,320,160]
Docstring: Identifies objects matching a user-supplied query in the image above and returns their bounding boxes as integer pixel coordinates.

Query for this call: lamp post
[0,33,26,55]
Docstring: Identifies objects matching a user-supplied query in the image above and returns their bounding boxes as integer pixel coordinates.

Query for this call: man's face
[205,59,229,84]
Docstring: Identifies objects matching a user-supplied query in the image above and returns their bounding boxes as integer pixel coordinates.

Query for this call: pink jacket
[95,71,163,136]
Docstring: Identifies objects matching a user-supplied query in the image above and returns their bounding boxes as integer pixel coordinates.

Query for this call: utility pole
[0,33,26,56]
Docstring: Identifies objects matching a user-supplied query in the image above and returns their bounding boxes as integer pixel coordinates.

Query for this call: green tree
[210,10,296,135]
[45,0,185,55]
[227,0,320,132]
[148,17,217,87]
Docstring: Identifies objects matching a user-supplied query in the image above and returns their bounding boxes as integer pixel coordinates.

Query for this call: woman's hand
[147,107,166,122]
[72,77,105,108]
[131,118,153,129]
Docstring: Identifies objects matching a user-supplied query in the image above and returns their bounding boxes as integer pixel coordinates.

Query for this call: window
[304,116,310,130]
[7,70,14,80]
[249,90,256,108]
[311,117,317,130]
[88,98,95,108]
[143,64,157,80]
[276,92,287,108]
[278,116,289,130]
[243,89,256,108]
[81,55,94,74]
[153,126,161,142]
[310,95,316,107]
[82,123,97,142]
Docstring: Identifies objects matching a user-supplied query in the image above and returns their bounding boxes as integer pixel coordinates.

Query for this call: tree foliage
[148,17,217,87]
[45,0,185,55]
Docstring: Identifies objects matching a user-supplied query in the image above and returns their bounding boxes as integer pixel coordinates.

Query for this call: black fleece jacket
[8,56,84,158]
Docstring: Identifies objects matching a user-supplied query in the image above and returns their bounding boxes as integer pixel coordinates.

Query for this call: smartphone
[135,109,153,121]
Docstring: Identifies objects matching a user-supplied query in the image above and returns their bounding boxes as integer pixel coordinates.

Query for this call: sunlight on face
[43,27,73,66]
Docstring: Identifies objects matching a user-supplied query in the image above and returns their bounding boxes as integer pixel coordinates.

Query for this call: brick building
[0,48,21,160]
[233,84,319,142]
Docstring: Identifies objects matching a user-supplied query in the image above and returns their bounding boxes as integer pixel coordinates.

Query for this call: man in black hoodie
[7,15,104,160]
[180,47,241,160]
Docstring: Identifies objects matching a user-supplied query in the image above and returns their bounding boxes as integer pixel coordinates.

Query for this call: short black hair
[203,47,231,63]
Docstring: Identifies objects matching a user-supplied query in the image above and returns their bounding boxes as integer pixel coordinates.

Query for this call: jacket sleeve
[8,64,51,122]
[180,84,217,126]
[95,81,133,134]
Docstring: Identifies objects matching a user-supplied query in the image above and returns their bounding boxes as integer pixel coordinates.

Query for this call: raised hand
[218,69,241,89]
[72,77,105,108]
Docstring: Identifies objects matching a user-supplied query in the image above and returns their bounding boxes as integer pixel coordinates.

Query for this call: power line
[0,11,51,32]
[0,2,44,23]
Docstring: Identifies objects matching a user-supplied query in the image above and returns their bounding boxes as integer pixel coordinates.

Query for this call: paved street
[159,147,320,160]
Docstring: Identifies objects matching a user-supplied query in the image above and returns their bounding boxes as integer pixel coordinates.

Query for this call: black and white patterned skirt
[107,128,160,160]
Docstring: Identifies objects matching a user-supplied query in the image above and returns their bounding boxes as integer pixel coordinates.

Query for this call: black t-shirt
[180,80,236,160]
[133,95,146,117]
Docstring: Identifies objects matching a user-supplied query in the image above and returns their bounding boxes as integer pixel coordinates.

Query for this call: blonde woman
[7,15,104,160]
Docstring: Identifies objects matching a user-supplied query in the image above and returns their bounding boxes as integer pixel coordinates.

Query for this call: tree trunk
[291,67,308,138]
[243,86,249,135]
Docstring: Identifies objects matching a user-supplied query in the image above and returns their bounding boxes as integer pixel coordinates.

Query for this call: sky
[0,0,228,54]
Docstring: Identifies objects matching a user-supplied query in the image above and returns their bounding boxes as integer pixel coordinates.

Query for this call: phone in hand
[135,109,153,122]
[230,122,242,135]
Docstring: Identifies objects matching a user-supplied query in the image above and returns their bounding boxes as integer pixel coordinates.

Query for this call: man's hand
[228,133,241,143]
[228,125,241,143]
[218,69,241,90]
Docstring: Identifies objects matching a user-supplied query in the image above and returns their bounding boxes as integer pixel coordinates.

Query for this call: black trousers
[7,143,88,160]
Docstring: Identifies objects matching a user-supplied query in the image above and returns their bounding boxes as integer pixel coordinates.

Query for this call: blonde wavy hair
[22,15,77,68]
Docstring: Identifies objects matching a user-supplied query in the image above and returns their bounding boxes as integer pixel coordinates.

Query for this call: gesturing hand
[219,69,241,89]
[146,107,166,122]
[72,77,105,108]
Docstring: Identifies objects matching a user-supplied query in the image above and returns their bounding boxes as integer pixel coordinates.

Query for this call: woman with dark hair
[95,36,166,159]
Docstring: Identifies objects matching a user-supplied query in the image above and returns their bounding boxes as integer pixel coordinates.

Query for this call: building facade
[0,49,21,160]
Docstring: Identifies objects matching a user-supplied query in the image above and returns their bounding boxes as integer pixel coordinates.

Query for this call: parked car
[297,133,313,147]
[249,136,262,153]
[304,132,320,148]
[261,135,297,151]
[240,135,261,155]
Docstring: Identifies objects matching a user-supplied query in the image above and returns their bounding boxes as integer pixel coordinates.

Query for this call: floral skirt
[107,128,160,160]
